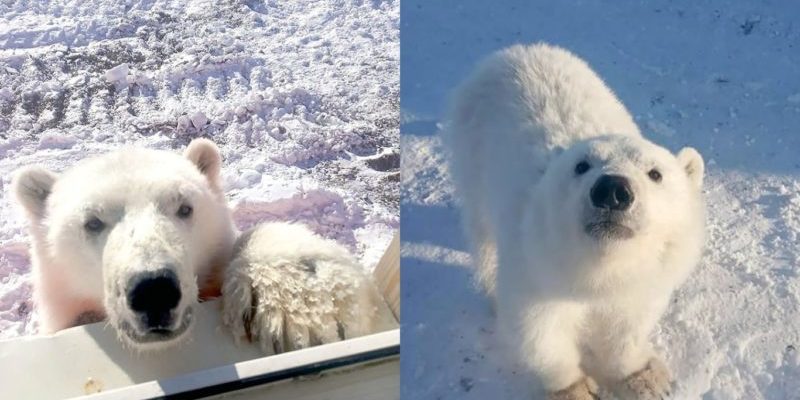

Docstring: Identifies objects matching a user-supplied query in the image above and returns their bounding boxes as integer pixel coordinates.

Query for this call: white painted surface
[73,330,399,400]
[0,298,399,399]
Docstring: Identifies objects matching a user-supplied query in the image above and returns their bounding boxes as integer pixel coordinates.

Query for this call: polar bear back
[452,43,640,143]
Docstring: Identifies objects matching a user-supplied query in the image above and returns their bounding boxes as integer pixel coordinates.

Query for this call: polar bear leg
[461,208,498,297]
[220,256,267,351]
[588,330,657,382]
[513,302,587,394]
[222,223,391,354]
[37,301,104,333]
[586,299,672,394]
[35,270,105,333]
[222,255,346,355]
[35,292,71,334]
[586,305,672,399]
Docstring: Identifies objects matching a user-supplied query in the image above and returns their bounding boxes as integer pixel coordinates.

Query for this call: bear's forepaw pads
[617,358,673,400]
[548,377,602,400]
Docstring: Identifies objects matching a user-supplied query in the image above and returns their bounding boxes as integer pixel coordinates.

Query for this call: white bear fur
[443,43,705,396]
[222,222,396,355]
[13,139,234,349]
[13,139,390,352]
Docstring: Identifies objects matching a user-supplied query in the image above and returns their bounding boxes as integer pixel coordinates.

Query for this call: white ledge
[0,299,399,399]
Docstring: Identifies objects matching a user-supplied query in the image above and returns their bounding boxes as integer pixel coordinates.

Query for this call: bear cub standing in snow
[13,138,390,351]
[444,43,705,399]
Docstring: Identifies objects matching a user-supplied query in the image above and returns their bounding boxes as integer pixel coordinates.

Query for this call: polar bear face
[528,135,704,283]
[14,139,235,350]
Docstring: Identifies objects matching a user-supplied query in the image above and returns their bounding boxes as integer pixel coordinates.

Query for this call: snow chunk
[176,115,192,131]
[0,88,12,101]
[240,169,262,185]
[104,64,129,83]
[38,133,77,149]
[190,111,208,129]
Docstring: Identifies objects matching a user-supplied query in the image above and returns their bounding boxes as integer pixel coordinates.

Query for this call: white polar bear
[443,43,705,399]
[13,138,389,351]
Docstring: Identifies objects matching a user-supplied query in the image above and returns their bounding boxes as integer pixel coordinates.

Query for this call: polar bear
[443,43,705,399]
[13,138,389,351]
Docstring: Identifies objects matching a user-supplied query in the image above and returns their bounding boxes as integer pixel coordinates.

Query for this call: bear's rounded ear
[677,147,704,189]
[13,166,57,221]
[184,138,222,191]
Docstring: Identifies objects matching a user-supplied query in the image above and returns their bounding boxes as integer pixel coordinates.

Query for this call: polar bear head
[527,135,705,289]
[14,139,235,349]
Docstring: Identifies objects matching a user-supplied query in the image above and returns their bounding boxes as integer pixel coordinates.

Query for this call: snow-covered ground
[0,0,399,338]
[401,1,800,399]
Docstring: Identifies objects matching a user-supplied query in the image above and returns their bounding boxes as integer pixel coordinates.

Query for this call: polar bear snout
[127,269,182,330]
[584,174,637,240]
[114,267,195,347]
[590,175,634,211]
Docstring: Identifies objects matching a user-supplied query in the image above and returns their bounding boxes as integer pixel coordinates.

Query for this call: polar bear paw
[547,377,602,400]
[616,358,673,400]
[222,222,391,355]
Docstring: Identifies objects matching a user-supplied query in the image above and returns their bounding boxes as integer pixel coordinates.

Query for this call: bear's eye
[574,161,591,176]
[84,217,105,233]
[648,169,662,183]
[177,204,193,219]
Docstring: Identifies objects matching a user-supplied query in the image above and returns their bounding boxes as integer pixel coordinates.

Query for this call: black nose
[590,175,634,211]
[127,269,181,329]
